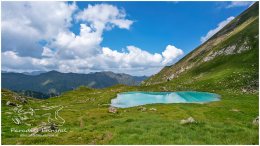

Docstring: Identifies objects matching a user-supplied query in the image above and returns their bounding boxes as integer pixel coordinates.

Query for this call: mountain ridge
[143,2,259,88]
[2,70,148,96]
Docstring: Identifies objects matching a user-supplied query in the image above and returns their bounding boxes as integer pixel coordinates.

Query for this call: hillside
[2,71,147,95]
[143,2,259,93]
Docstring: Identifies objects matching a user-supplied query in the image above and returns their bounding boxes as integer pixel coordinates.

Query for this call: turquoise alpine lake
[111,91,220,108]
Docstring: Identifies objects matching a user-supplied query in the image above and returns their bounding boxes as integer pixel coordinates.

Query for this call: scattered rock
[149,108,157,111]
[230,108,240,112]
[167,74,175,81]
[6,101,17,106]
[108,106,117,113]
[180,117,196,125]
[30,123,58,135]
[30,127,40,135]
[50,123,58,130]
[161,87,167,91]
[14,95,27,103]
[137,106,146,112]
[242,88,247,93]
[224,45,236,55]
[203,42,251,63]
[252,116,259,126]
[19,97,27,104]
[237,43,250,53]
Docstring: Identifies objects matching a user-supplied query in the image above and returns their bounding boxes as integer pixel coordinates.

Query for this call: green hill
[143,2,259,92]
[1,2,259,145]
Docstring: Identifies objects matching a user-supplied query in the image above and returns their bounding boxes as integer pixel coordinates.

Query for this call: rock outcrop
[180,117,196,125]
[252,116,259,125]
[6,101,17,106]
[108,106,117,113]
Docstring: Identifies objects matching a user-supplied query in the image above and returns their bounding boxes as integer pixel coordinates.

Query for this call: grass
[1,80,259,144]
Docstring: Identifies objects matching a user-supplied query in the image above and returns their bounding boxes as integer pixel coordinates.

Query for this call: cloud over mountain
[1,2,184,76]
[200,16,235,43]
[226,1,255,8]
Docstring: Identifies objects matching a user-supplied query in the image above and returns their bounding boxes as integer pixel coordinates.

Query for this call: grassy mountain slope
[1,2,259,145]
[144,2,258,91]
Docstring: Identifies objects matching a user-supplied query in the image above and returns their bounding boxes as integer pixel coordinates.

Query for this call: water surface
[111,91,220,108]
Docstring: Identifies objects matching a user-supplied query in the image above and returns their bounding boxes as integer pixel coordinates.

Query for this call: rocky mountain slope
[143,2,259,93]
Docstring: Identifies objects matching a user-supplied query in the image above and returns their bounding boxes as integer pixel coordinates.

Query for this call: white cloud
[226,1,255,8]
[76,4,133,31]
[101,46,163,68]
[2,44,183,76]
[2,2,184,76]
[51,4,134,59]
[1,1,77,57]
[162,45,184,65]
[42,47,55,58]
[2,51,56,72]
[52,24,102,59]
[200,16,235,43]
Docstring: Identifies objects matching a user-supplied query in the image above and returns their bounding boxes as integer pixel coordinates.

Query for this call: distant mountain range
[22,71,47,76]
[2,70,148,98]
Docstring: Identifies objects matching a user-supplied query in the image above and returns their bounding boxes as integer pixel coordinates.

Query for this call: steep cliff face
[143,2,259,91]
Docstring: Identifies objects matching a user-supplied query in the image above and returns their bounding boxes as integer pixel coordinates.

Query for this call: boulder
[167,74,175,81]
[252,116,259,125]
[137,106,146,112]
[230,108,240,112]
[108,106,117,113]
[6,101,17,106]
[14,95,27,103]
[50,123,58,130]
[180,117,196,125]
[30,127,40,135]
[30,123,58,136]
[20,97,27,103]
[149,108,157,111]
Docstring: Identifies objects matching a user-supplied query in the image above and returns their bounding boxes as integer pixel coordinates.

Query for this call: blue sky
[1,1,255,75]
[75,1,251,55]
